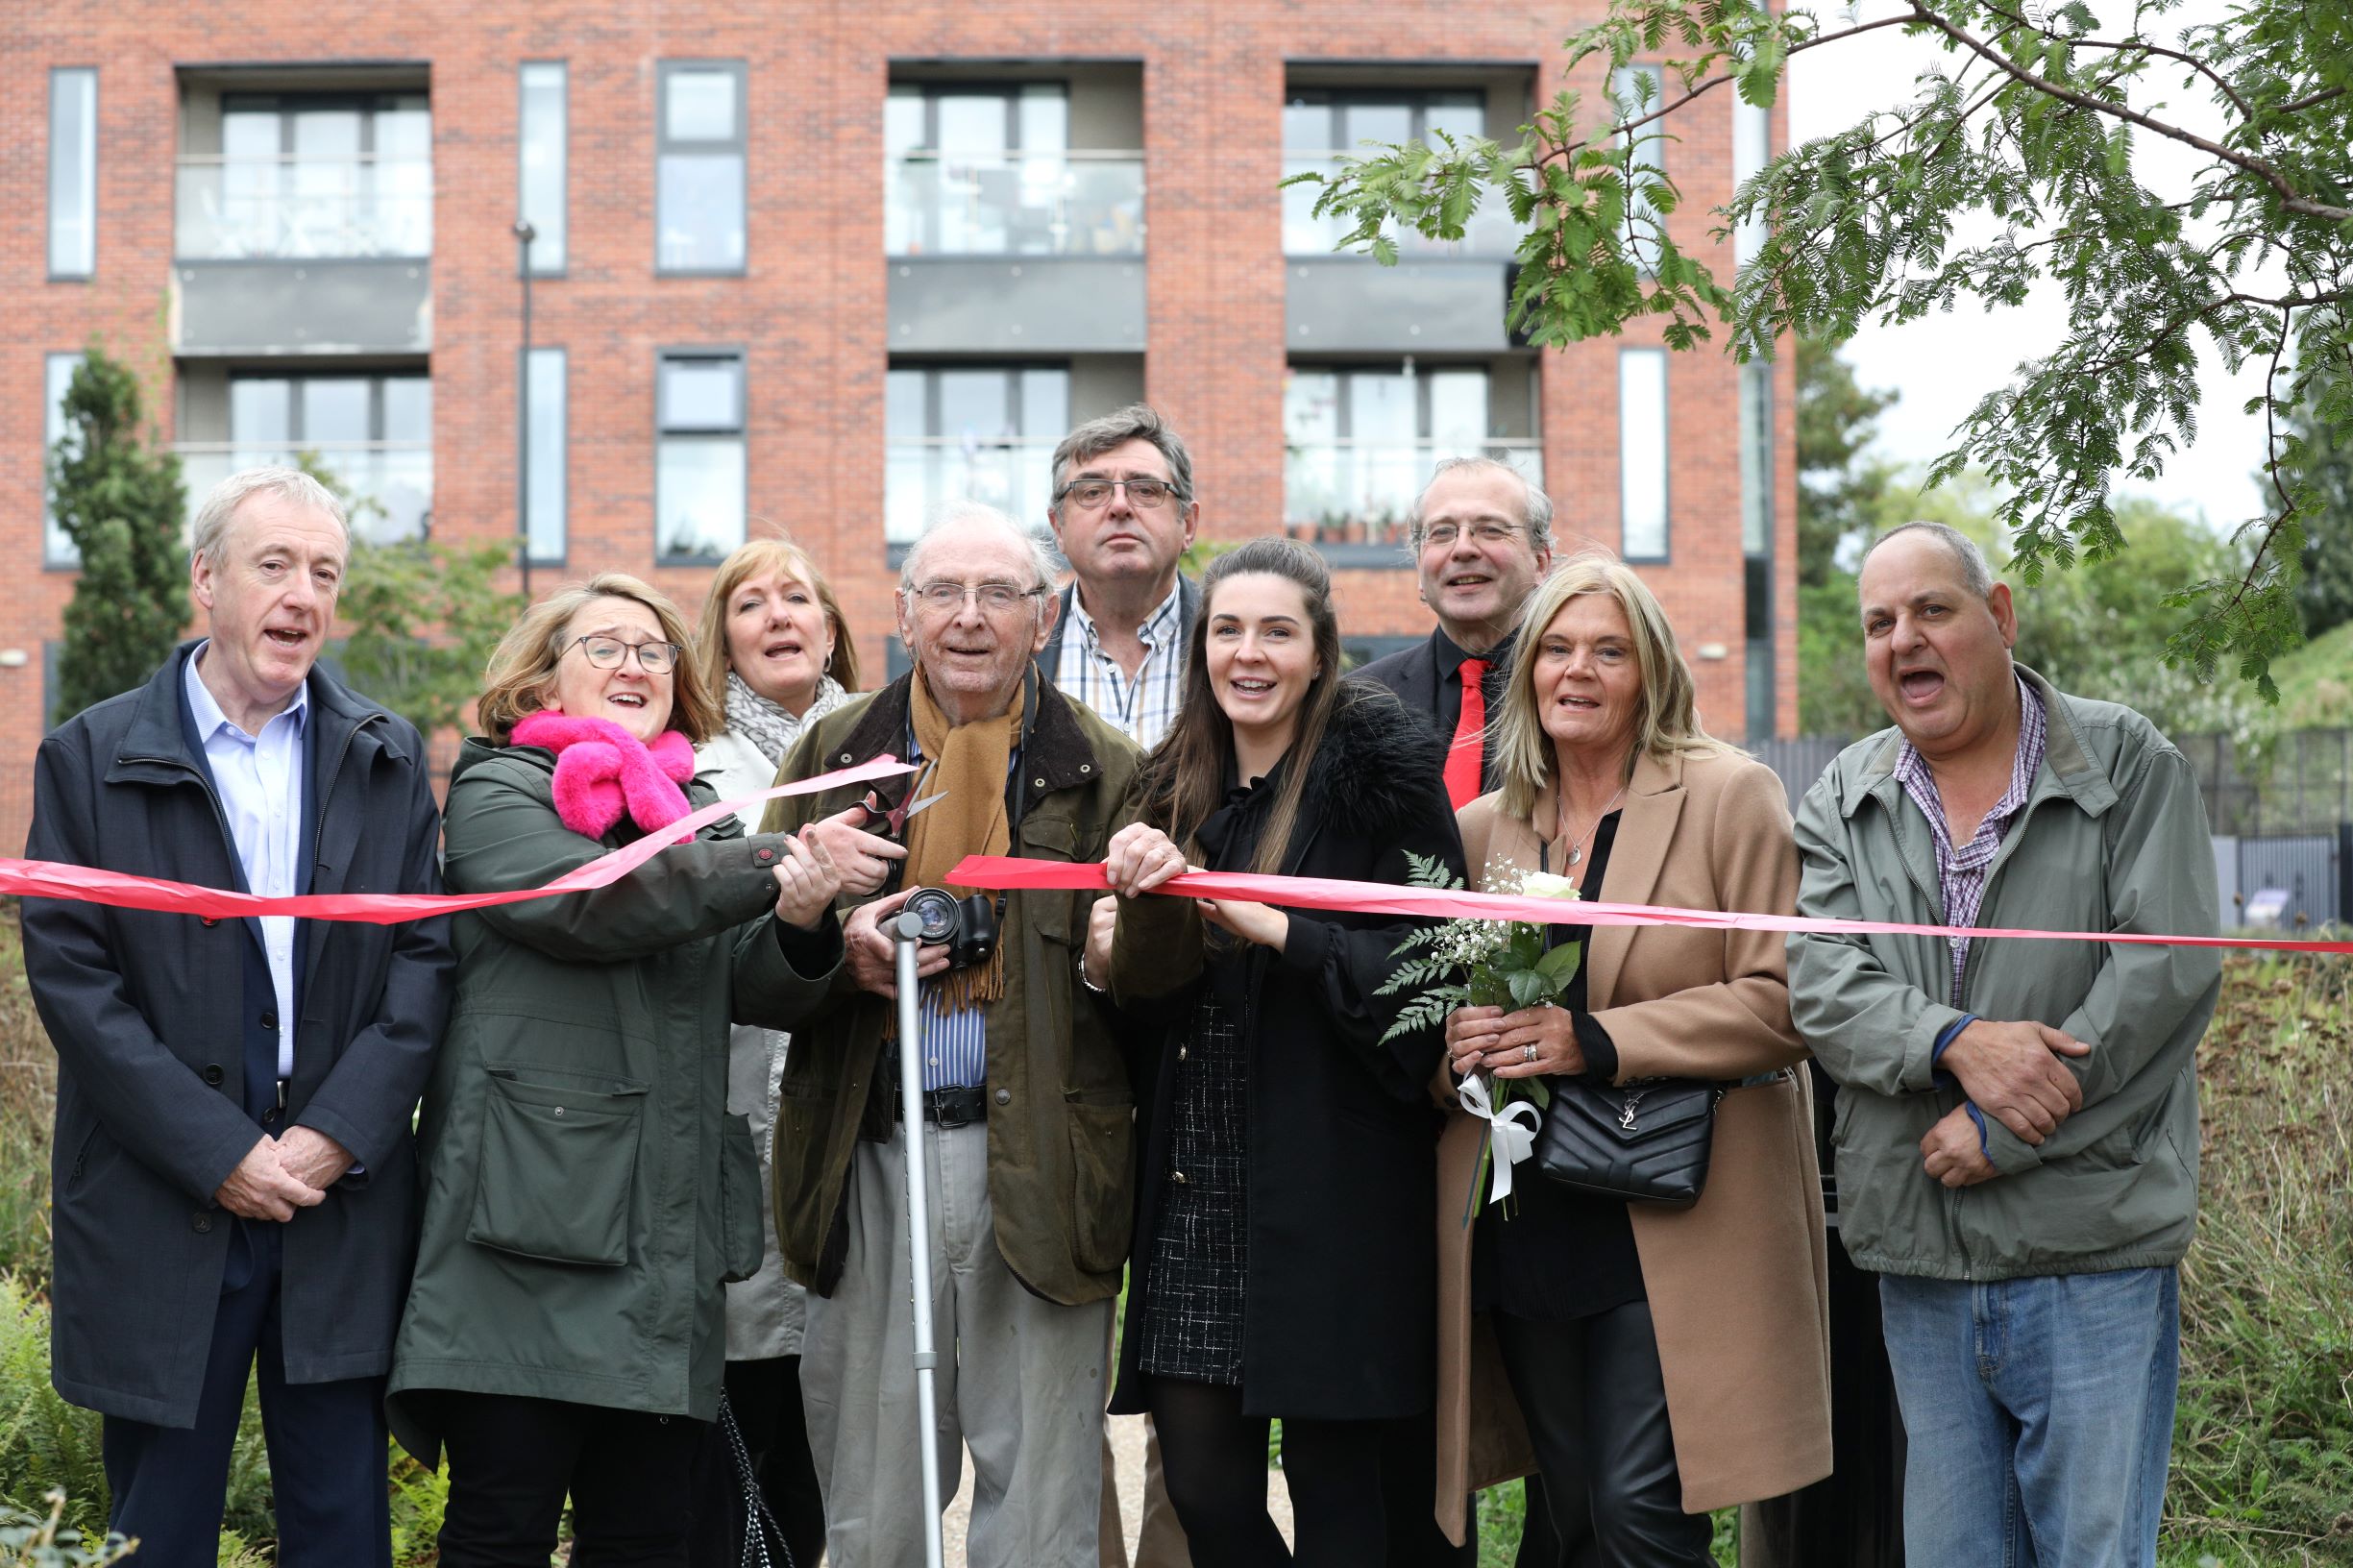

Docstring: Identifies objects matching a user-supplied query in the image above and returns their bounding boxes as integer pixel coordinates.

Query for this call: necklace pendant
[1566,844,1582,867]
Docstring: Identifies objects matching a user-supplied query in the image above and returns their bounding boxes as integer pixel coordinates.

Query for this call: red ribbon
[4,758,915,925]
[944,855,2353,955]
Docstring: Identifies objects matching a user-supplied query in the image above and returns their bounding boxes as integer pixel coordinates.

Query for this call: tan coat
[1434,747,1833,1541]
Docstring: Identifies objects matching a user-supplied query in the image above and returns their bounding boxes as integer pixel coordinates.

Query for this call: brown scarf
[903,671,1017,1011]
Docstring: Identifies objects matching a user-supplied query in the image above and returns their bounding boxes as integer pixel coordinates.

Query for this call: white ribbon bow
[1458,1072,1542,1206]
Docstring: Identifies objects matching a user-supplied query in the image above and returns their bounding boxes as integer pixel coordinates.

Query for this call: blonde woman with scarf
[389,573,845,1567]
[686,538,867,1568]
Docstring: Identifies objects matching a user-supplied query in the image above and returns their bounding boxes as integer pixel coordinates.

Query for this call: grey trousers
[801,1121,1114,1568]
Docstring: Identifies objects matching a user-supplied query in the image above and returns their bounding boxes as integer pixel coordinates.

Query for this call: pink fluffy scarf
[509,711,697,842]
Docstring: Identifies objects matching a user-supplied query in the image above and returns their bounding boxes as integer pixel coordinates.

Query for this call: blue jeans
[1879,1267,2178,1568]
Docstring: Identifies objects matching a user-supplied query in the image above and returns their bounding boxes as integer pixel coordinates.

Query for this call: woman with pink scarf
[388,572,845,1568]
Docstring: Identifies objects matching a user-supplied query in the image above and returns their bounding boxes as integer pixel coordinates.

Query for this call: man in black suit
[1355,457,1558,810]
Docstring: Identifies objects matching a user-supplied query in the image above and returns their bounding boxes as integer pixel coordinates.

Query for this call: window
[884,82,1140,257]
[884,363,1069,546]
[525,348,567,562]
[49,69,97,278]
[1283,361,1538,550]
[1283,88,1494,255]
[184,92,431,260]
[657,61,746,274]
[198,371,432,543]
[657,352,746,560]
[1618,349,1668,560]
[519,63,567,273]
[1612,65,1665,273]
[1733,97,1770,270]
[44,353,85,566]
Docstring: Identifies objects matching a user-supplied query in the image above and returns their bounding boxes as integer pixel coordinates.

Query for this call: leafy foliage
[334,538,524,741]
[1294,0,2353,698]
[2279,370,2353,640]
[294,452,525,743]
[0,1282,107,1543]
[47,347,190,726]
[1796,335,1899,588]
[0,1492,134,1568]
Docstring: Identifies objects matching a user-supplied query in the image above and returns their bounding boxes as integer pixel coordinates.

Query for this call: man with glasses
[1039,405,1202,753]
[1356,458,1559,813]
[763,502,1188,1568]
[1355,457,1564,1568]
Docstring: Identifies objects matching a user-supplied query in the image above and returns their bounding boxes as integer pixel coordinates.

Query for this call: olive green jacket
[762,675,1186,1307]
[388,740,839,1462]
[1789,668,2220,1282]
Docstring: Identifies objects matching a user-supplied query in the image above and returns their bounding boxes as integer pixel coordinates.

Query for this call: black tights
[1147,1378,1387,1568]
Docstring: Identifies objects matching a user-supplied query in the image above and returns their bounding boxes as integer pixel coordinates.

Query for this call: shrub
[0,911,54,1296]
[0,1281,105,1541]
[0,1492,133,1568]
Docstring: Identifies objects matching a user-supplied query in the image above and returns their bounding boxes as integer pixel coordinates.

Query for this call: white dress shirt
[184,645,307,1079]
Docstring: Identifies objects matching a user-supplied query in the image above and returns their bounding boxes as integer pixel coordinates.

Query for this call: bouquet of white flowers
[1379,854,1584,1213]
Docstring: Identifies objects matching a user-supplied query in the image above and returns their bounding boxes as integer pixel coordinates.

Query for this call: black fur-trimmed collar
[1298,684,1452,843]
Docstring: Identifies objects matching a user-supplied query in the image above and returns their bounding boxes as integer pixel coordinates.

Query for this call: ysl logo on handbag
[1618,1089,1649,1131]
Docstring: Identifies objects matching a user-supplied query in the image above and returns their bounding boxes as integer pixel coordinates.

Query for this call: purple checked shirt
[1893,674,2048,1006]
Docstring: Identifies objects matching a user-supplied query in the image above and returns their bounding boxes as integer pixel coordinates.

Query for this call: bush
[0,910,53,1297]
[0,1492,133,1568]
[0,1280,106,1542]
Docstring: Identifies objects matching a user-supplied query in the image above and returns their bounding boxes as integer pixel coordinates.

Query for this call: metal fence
[1753,729,2353,839]
[1752,732,2350,933]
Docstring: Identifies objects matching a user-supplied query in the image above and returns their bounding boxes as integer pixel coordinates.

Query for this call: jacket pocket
[1065,1093,1135,1276]
[466,1072,648,1267]
[718,1113,768,1284]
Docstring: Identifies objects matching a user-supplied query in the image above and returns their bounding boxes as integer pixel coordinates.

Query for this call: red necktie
[1444,657,1487,809]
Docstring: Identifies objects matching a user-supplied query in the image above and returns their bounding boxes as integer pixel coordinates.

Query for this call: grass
[2265,622,2353,732]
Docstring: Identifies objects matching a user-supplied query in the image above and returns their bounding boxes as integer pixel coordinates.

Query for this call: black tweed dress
[1135,757,1285,1386]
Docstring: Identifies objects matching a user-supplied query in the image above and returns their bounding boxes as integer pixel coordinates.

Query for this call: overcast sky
[1783,0,2268,533]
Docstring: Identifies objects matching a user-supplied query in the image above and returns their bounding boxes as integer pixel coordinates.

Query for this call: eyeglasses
[910,580,1044,615]
[570,636,682,674]
[1056,477,1181,510]
[1421,522,1523,550]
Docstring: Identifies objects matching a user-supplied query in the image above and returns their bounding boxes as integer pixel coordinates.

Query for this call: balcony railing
[886,437,1057,545]
[887,150,1143,257]
[1283,439,1544,550]
[177,443,432,545]
[176,156,433,260]
[1283,155,1523,257]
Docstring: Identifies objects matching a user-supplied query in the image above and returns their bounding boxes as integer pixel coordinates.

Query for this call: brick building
[6,2,1795,845]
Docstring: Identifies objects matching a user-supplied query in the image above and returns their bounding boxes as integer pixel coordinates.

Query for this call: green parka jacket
[1789,668,2221,1283]
[388,739,839,1462]
[760,674,1188,1307]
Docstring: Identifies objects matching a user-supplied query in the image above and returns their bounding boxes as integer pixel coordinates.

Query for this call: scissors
[852,761,945,840]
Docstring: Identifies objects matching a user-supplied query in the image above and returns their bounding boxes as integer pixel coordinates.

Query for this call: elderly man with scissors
[761,502,1189,1568]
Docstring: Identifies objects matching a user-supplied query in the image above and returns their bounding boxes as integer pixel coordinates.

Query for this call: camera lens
[905,887,959,944]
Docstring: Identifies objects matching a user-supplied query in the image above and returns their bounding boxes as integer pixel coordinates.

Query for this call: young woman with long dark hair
[1085,536,1467,1565]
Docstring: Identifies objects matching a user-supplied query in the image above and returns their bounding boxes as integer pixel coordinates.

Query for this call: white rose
[1519,870,1581,900]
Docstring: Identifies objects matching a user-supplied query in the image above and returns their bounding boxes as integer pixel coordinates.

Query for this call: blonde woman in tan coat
[1433,555,1832,1564]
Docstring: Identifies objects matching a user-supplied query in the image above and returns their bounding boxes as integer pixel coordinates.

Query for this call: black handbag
[1532,1076,1725,1209]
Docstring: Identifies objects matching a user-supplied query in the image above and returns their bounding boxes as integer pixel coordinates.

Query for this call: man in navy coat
[23,466,455,1567]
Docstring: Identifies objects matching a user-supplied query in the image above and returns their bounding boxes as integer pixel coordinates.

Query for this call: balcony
[1283,155,1522,257]
[1284,439,1544,556]
[176,155,432,260]
[885,438,1055,549]
[177,442,431,546]
[887,150,1142,257]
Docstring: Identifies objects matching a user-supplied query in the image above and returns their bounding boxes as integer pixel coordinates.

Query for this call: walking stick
[892,909,949,1568]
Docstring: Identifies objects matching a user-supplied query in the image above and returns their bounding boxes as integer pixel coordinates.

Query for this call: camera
[903,887,998,971]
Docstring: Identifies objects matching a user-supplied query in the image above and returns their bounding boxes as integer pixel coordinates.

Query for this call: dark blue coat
[22,644,455,1427]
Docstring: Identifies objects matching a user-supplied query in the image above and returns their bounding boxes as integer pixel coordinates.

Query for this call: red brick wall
[1,1,1798,851]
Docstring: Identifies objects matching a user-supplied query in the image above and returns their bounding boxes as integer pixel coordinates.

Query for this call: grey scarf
[725,670,849,768]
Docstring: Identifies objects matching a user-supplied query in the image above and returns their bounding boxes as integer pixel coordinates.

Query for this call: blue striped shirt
[905,727,1009,1091]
